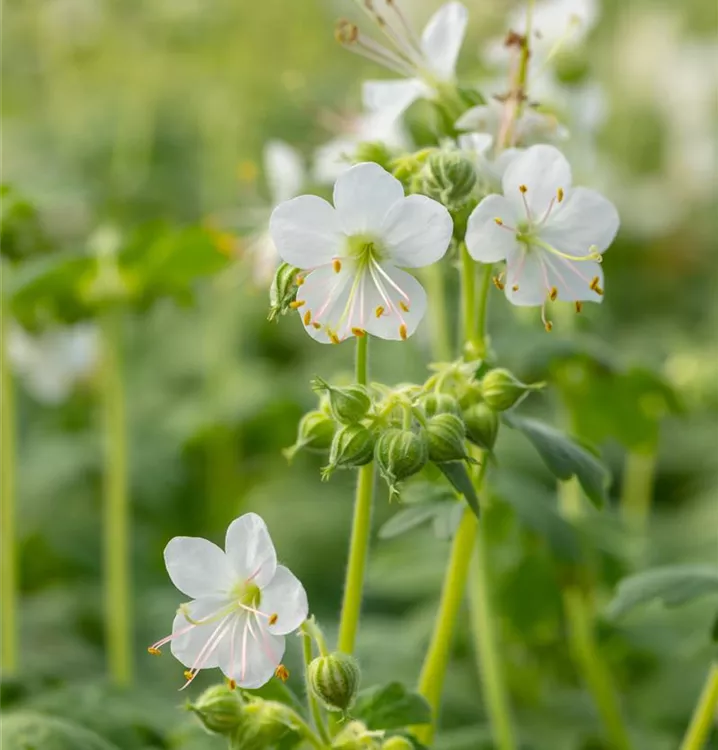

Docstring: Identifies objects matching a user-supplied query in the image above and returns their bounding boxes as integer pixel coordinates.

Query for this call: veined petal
[261,566,308,636]
[333,162,404,235]
[455,102,502,134]
[264,140,304,204]
[540,186,619,254]
[164,537,232,598]
[420,2,468,80]
[363,264,427,341]
[541,253,604,302]
[381,194,453,268]
[225,513,277,588]
[362,79,428,121]
[503,248,547,306]
[465,194,521,263]
[457,132,493,155]
[218,616,285,689]
[502,144,572,218]
[296,264,355,344]
[269,195,343,269]
[169,597,233,670]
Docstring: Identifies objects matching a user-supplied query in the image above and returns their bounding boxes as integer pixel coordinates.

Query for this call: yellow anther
[575,301,583,313]
[492,276,505,291]
[544,321,553,332]
[268,613,278,626]
[295,274,305,286]
[184,670,193,681]
[351,327,366,337]
[312,322,321,330]
[335,19,359,43]
[399,301,410,312]
[303,310,312,326]
[375,305,385,318]
[494,217,504,226]
[228,679,237,690]
[329,331,341,345]
[399,324,408,341]
[289,299,305,309]
[589,276,600,291]
[549,286,558,301]
[332,258,342,273]
[512,284,519,292]
[557,187,564,203]
[519,184,528,194]
[147,647,161,656]
[275,664,290,682]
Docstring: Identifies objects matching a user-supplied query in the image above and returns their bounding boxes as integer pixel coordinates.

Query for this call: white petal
[296,264,355,344]
[502,144,572,218]
[264,140,304,204]
[363,264,427,341]
[218,616,285,689]
[455,103,501,134]
[333,162,404,235]
[503,248,547,306]
[164,537,232,598]
[420,2,468,80]
[313,137,356,184]
[269,195,343,269]
[362,79,427,121]
[261,566,309,636]
[169,597,232,670]
[540,186,619,255]
[225,513,277,588]
[381,195,453,268]
[541,253,604,303]
[465,194,521,263]
[457,132,493,155]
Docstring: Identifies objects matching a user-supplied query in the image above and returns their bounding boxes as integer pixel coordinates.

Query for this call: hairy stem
[680,663,718,750]
[303,631,331,744]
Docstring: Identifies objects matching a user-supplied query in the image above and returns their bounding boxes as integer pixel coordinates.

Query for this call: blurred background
[1,0,717,748]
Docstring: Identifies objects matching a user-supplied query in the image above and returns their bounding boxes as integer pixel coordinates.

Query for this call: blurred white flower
[269,162,452,344]
[149,513,308,690]
[337,1,468,121]
[9,324,98,404]
[465,145,618,326]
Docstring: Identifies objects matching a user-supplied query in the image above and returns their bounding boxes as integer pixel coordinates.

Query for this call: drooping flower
[336,1,468,121]
[269,162,453,344]
[149,513,308,690]
[465,144,619,329]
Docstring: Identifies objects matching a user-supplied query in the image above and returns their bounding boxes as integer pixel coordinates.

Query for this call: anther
[295,274,305,286]
[375,305,385,318]
[184,670,193,681]
[303,310,312,326]
[492,276,505,291]
[399,324,408,340]
[544,321,553,332]
[589,276,604,295]
[275,664,290,682]
[312,322,321,330]
[332,259,342,273]
[557,187,564,202]
[147,647,161,656]
[494,217,504,226]
[228,679,237,690]
[289,299,305,309]
[329,331,341,345]
[519,184,528,194]
[549,286,558,301]
[399,301,410,312]
[268,613,278,626]
[351,327,366,337]
[575,301,583,313]
[335,19,359,44]
[512,284,519,291]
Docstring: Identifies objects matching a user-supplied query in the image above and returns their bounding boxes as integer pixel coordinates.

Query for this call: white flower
[456,98,568,149]
[149,513,308,690]
[465,145,619,327]
[457,132,522,192]
[337,1,468,121]
[269,162,453,344]
[9,323,98,404]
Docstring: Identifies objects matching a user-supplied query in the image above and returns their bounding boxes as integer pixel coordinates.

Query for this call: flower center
[346,234,385,268]
[232,580,261,609]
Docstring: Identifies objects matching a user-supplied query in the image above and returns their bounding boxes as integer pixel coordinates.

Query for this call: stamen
[312,322,321,329]
[295,274,305,286]
[557,187,564,203]
[589,276,603,295]
[493,276,505,291]
[228,679,237,690]
[494,217,504,225]
[541,303,553,332]
[329,330,341,345]
[549,286,558,301]
[352,327,366,337]
[375,305,385,318]
[336,20,418,77]
[275,664,290,682]
[371,260,410,302]
[268,613,278,626]
[512,284,519,291]
[519,185,533,222]
[399,324,408,340]
[519,184,528,193]
[303,310,312,326]
[399,301,409,312]
[147,647,161,655]
[184,669,193,681]
[575,301,583,313]
[289,299,305,309]
[332,259,342,273]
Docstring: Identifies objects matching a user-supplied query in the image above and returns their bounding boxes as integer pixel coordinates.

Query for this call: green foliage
[353,683,432,731]
[0,712,121,750]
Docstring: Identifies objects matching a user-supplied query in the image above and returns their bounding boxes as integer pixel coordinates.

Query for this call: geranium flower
[336,1,468,121]
[269,162,453,344]
[149,513,308,690]
[465,144,619,329]
[457,132,522,192]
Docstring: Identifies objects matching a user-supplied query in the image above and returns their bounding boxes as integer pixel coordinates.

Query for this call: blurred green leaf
[0,712,121,750]
[436,462,481,518]
[353,682,431,730]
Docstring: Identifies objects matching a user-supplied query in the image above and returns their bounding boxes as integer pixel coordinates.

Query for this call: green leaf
[353,682,431,730]
[436,461,481,518]
[503,414,609,509]
[378,505,443,540]
[0,712,121,750]
[607,565,718,619]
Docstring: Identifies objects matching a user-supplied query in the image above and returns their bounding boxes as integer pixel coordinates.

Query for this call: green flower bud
[188,684,243,736]
[426,413,471,463]
[283,410,336,462]
[421,150,477,211]
[268,262,301,321]
[333,720,383,750]
[311,377,372,424]
[418,392,460,419]
[229,700,294,750]
[463,402,499,451]
[458,381,484,410]
[481,368,544,412]
[354,141,395,171]
[381,738,415,750]
[308,652,361,712]
[375,428,428,500]
[322,424,375,479]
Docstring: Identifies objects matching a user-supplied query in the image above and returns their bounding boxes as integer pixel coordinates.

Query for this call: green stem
[416,508,478,745]
[680,663,718,750]
[559,480,632,750]
[303,632,331,745]
[1,302,18,674]
[460,243,477,357]
[337,335,375,654]
[474,264,494,359]
[422,264,452,362]
[619,449,657,532]
[100,307,132,686]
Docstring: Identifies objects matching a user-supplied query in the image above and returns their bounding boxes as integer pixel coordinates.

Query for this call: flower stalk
[680,662,718,750]
[302,627,332,745]
[620,449,657,533]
